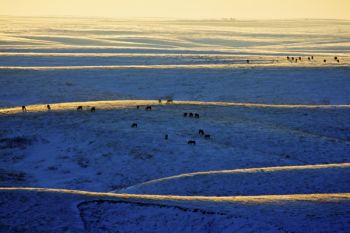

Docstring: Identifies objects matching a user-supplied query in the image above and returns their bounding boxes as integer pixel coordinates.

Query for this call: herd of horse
[132,100,211,145]
[286,56,340,63]
[20,99,211,145]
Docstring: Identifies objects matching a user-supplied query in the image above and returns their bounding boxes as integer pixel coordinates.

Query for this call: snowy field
[1,17,350,232]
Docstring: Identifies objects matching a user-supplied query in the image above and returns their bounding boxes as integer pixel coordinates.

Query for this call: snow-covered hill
[1,101,350,192]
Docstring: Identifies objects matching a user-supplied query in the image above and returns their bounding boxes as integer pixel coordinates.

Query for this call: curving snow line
[121,163,350,193]
[0,100,157,114]
[0,187,349,203]
[1,99,350,115]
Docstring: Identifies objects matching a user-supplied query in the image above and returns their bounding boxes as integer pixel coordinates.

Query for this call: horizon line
[1,14,350,21]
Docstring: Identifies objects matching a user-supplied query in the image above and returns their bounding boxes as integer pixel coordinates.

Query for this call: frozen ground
[1,188,349,233]
[0,101,350,191]
[1,17,350,232]
[1,101,350,232]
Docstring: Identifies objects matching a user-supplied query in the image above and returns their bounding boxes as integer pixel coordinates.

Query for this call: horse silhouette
[188,140,196,145]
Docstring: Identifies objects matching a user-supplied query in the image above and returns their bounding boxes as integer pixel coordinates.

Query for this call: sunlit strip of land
[1,45,349,57]
[123,163,350,190]
[2,53,348,58]
[1,100,350,115]
[0,60,348,70]
[1,187,349,203]
[0,52,274,57]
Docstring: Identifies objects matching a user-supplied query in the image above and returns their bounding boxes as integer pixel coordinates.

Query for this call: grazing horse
[287,56,290,60]
[246,59,250,64]
[131,123,138,128]
[324,59,327,63]
[335,56,338,60]
[165,134,168,140]
[194,113,200,119]
[204,134,211,139]
[77,106,83,111]
[158,99,162,104]
[308,57,311,61]
[91,107,96,112]
[299,57,302,61]
[22,106,27,112]
[183,112,188,117]
[166,99,173,104]
[311,56,314,60]
[189,113,194,118]
[145,106,152,111]
[136,105,140,109]
[198,129,205,135]
[337,59,340,63]
[47,104,51,110]
[188,140,196,145]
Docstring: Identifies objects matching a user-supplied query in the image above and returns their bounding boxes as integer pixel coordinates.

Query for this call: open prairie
[1,17,350,232]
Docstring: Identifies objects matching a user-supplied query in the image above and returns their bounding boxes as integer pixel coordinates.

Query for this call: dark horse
[131,123,138,128]
[188,140,196,145]
[91,107,96,112]
[145,106,152,111]
[22,106,27,112]
[77,106,83,111]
